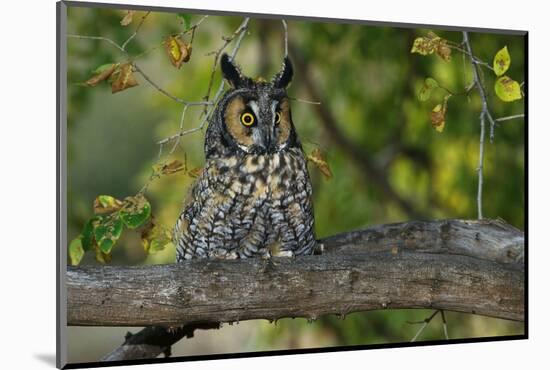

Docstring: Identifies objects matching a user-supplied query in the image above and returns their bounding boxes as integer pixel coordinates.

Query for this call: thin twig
[463,31,494,220]
[201,18,250,112]
[67,34,125,52]
[495,114,525,122]
[169,105,190,154]
[121,11,151,50]
[288,97,321,105]
[440,310,449,340]
[409,310,439,342]
[157,18,251,151]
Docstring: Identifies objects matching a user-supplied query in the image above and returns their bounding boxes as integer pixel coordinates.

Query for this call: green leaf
[81,218,97,251]
[94,216,124,254]
[493,46,511,76]
[69,237,85,266]
[120,195,151,229]
[177,13,192,31]
[418,78,439,101]
[495,76,522,102]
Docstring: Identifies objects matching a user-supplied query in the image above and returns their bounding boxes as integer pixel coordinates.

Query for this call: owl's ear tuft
[272,56,293,89]
[221,53,246,88]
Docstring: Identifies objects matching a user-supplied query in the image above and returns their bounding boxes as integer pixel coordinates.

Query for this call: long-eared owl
[174,53,316,261]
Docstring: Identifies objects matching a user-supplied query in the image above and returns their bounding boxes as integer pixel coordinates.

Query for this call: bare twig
[409,310,450,342]
[67,34,125,52]
[201,18,250,111]
[409,310,439,342]
[156,17,251,152]
[169,105,190,155]
[441,310,449,340]
[463,31,495,220]
[289,96,321,105]
[121,11,151,50]
[132,63,211,107]
[495,114,525,123]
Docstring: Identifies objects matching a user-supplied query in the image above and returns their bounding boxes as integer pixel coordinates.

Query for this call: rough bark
[66,219,524,361]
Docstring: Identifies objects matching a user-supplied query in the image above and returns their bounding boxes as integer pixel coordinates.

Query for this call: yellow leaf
[159,160,185,175]
[120,10,135,26]
[493,46,511,77]
[187,167,202,178]
[411,32,451,61]
[307,148,333,179]
[111,63,138,93]
[69,237,84,266]
[418,77,439,101]
[430,99,448,133]
[164,36,191,69]
[85,63,118,87]
[93,195,123,214]
[494,76,522,102]
[411,37,437,56]
[436,44,452,62]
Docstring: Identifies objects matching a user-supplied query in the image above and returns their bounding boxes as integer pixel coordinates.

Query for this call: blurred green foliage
[66,5,524,362]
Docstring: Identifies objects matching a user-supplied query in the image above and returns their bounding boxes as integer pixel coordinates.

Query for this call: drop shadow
[34,353,57,367]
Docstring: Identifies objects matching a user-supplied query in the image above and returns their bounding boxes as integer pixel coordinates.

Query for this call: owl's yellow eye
[240,112,255,126]
[275,111,281,124]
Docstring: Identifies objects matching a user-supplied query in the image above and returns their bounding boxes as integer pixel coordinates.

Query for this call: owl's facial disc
[224,94,293,154]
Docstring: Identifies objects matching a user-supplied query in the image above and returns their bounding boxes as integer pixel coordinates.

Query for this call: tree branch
[69,218,523,361]
[68,218,523,327]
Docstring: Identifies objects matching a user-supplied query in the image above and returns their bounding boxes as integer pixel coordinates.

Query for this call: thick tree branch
[68,219,524,328]
[68,218,523,361]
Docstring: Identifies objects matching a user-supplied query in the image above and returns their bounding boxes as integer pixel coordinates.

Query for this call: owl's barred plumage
[174,53,316,260]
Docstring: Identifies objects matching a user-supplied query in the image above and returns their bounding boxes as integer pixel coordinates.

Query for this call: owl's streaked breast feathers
[174,53,316,260]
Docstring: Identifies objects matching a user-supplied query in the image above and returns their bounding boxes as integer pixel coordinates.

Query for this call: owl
[174,53,317,261]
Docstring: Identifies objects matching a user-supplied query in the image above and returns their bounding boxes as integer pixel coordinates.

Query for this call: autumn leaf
[411,36,437,56]
[69,237,85,266]
[111,63,138,93]
[430,98,449,133]
[140,219,173,254]
[94,244,112,264]
[120,10,135,26]
[85,63,118,87]
[93,195,123,214]
[436,44,451,62]
[164,36,192,69]
[187,167,202,178]
[494,76,522,102]
[418,77,439,101]
[307,148,333,179]
[493,46,511,76]
[159,160,185,175]
[411,32,451,61]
